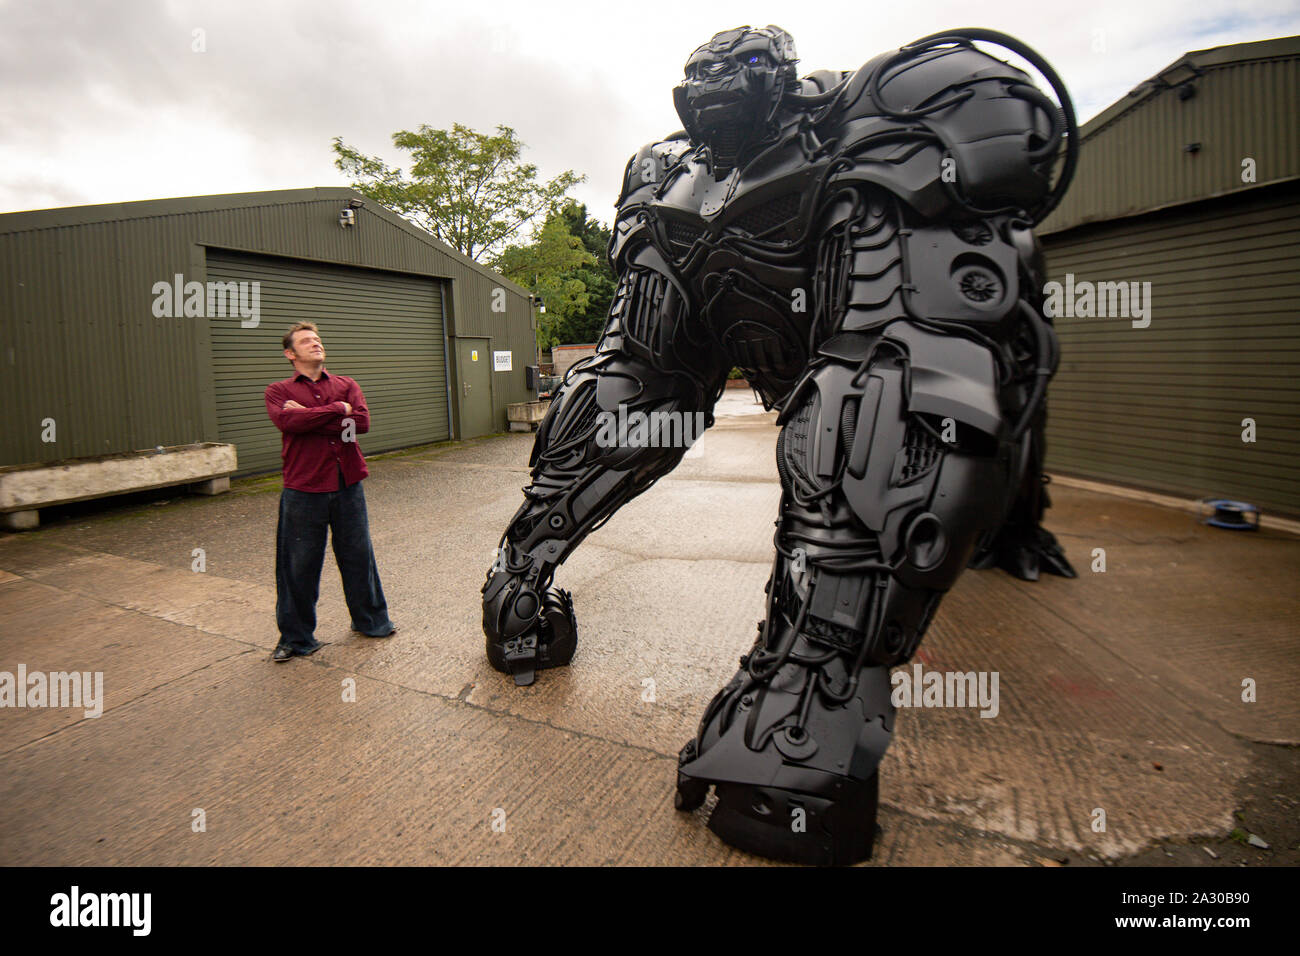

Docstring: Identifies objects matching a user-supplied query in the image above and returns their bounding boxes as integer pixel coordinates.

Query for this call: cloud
[2,0,1296,221]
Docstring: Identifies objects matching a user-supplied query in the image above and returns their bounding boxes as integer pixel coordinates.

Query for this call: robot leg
[676,325,1018,864]
[968,405,1077,580]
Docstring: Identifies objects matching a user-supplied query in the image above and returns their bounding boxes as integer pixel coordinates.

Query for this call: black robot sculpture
[483,25,1079,864]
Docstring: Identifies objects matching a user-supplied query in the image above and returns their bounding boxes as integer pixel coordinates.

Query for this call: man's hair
[283,322,319,353]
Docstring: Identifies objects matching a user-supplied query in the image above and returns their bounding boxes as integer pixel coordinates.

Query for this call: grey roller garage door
[1042,182,1300,516]
[207,249,449,475]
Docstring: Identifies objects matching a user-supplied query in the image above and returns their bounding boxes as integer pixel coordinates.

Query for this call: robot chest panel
[652,154,822,273]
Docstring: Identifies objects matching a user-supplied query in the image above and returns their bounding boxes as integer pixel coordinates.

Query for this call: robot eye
[694,58,733,77]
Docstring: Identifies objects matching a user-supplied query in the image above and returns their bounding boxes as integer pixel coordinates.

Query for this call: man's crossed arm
[265,381,370,435]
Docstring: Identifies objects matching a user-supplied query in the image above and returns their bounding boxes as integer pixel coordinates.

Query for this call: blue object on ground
[1200,498,1261,530]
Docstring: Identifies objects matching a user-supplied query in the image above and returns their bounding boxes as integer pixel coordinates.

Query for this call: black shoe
[272,645,294,662]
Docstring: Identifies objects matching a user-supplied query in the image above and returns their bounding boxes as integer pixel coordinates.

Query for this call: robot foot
[998,526,1077,581]
[1034,527,1078,578]
[679,764,881,866]
[485,588,578,686]
[674,657,892,865]
[971,526,1077,581]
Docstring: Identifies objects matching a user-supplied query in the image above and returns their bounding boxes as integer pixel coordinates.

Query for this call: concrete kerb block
[507,400,549,433]
[0,509,40,531]
[0,443,237,524]
[190,476,231,495]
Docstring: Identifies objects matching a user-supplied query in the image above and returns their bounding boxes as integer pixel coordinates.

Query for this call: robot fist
[482,567,578,686]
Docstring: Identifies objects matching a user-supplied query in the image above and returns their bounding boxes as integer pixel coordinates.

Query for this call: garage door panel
[207,250,449,475]
[1043,184,1300,515]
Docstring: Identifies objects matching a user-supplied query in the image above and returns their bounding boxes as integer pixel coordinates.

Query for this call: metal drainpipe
[441,283,454,439]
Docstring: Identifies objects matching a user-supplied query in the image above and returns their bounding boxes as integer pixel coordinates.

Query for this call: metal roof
[0,186,528,295]
[1039,35,1300,235]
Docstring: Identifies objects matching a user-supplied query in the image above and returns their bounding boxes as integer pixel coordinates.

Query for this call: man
[265,322,397,662]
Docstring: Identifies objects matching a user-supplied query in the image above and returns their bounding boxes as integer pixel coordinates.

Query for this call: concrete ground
[1,390,1296,866]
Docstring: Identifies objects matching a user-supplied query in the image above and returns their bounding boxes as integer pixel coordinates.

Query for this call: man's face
[286,329,325,365]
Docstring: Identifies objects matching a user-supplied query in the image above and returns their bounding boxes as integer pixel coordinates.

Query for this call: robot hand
[482,556,578,686]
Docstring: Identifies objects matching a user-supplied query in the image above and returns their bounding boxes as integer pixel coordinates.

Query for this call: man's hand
[279,398,350,415]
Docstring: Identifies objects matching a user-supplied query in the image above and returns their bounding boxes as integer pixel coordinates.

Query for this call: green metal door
[457,338,495,438]
[207,249,449,474]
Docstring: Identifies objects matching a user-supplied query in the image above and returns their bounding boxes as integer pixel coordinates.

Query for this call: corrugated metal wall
[1041,41,1299,236]
[0,188,536,468]
[0,216,215,464]
[443,256,538,438]
[207,249,448,475]
[1043,180,1300,515]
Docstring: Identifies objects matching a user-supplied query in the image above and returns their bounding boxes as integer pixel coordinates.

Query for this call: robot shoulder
[832,41,1060,216]
[836,43,1032,125]
[615,133,693,208]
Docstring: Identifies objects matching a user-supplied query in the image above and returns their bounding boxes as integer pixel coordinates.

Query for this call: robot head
[674,24,798,174]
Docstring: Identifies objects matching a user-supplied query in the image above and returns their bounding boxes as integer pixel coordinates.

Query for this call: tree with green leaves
[332,124,584,263]
[494,215,596,351]
[555,203,616,344]
[492,202,620,353]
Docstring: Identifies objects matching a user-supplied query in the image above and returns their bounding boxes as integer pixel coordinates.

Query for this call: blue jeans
[275,474,392,650]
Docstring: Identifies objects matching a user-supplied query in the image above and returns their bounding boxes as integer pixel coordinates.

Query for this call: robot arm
[482,200,728,685]
[677,172,1072,862]
[676,285,1023,865]
[805,34,1078,579]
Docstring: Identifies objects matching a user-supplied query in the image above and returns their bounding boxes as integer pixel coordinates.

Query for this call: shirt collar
[294,367,330,383]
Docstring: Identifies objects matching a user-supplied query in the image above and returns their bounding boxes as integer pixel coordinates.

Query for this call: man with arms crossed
[265,322,397,662]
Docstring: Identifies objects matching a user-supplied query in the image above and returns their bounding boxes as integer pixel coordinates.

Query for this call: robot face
[674,25,797,170]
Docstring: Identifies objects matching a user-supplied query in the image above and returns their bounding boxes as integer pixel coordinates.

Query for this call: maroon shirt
[264,369,371,492]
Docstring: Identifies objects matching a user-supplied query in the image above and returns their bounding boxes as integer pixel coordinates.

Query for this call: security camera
[339,208,356,228]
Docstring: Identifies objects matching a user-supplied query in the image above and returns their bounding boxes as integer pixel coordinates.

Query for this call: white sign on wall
[493,351,513,372]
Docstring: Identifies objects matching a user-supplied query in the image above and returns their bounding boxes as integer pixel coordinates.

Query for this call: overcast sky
[2,0,1297,231]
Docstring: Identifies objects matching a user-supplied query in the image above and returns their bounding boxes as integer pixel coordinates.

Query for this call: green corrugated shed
[1039,36,1300,516]
[0,188,539,474]
[1040,36,1300,235]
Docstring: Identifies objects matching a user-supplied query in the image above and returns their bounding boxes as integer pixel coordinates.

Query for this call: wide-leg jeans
[275,477,392,650]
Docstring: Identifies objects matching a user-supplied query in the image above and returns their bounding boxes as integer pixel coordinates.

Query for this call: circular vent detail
[955,265,1002,303]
